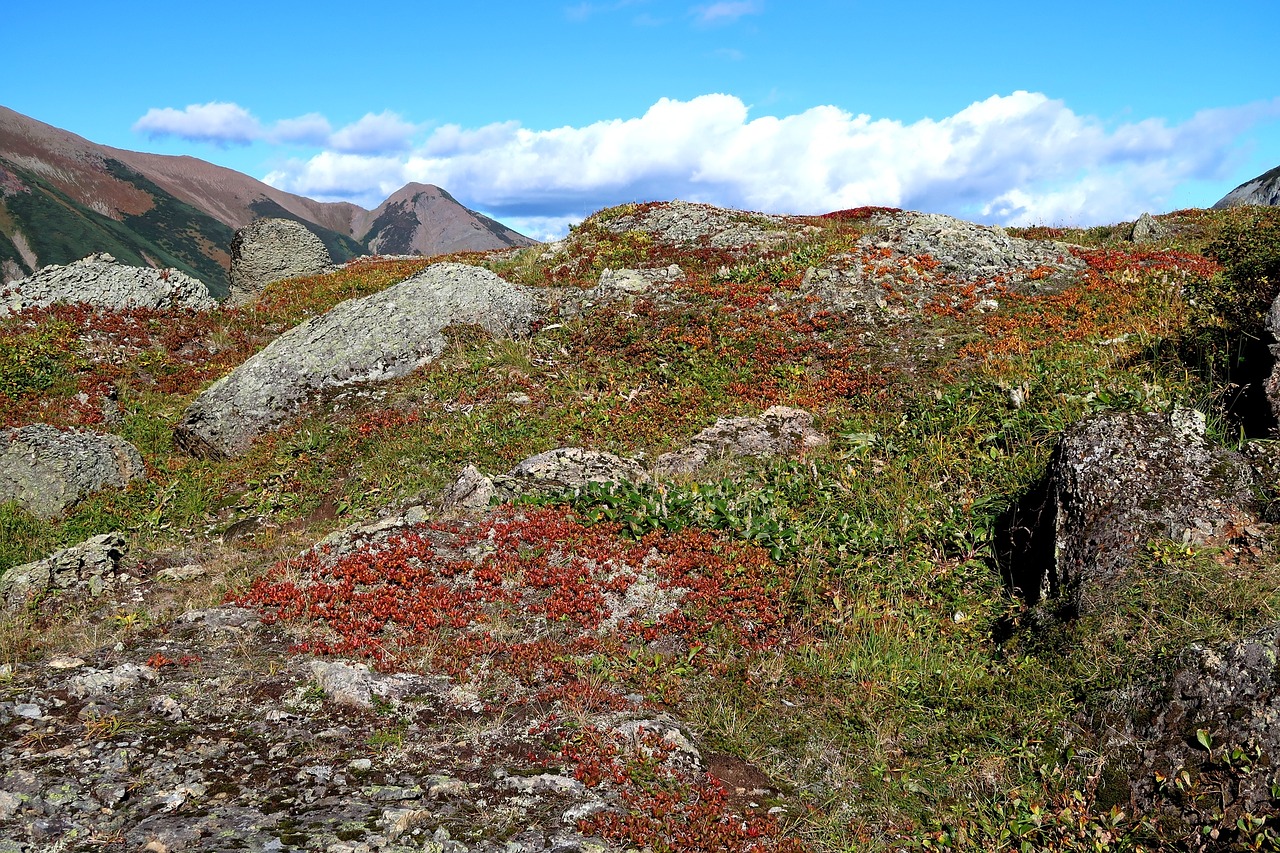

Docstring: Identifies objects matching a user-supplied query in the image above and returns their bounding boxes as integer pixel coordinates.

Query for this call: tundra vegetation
[3,202,1280,851]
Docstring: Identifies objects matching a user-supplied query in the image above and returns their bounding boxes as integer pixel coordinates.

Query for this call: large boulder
[0,532,127,609]
[228,218,332,306]
[0,425,146,519]
[175,263,539,459]
[0,253,214,317]
[1130,212,1166,245]
[997,408,1257,615]
[1098,622,1280,841]
[652,406,828,477]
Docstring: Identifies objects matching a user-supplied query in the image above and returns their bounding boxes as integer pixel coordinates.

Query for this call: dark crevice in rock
[1214,334,1278,439]
[993,474,1060,609]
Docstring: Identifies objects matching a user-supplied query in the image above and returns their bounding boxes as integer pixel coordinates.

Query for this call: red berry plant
[232,505,810,851]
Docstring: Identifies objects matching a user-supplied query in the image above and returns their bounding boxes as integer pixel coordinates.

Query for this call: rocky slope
[1213,163,1280,209]
[0,106,534,296]
[2,201,1280,851]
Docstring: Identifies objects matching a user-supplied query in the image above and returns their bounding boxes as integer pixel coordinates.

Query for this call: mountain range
[0,106,534,299]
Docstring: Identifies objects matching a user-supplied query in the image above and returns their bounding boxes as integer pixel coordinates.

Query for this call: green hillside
[0,156,233,299]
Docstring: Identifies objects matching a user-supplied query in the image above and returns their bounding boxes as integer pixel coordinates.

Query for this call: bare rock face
[0,532,126,609]
[1130,212,1166,245]
[228,218,332,306]
[0,253,214,317]
[503,448,651,492]
[175,263,540,459]
[997,409,1257,615]
[0,425,146,519]
[1213,163,1280,209]
[652,406,828,476]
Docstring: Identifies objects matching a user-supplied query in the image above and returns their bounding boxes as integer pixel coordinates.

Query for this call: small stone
[15,703,42,719]
[348,758,373,772]
[156,564,205,582]
[47,656,85,670]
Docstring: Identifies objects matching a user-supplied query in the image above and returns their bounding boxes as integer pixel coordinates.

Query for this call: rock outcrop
[0,253,214,317]
[1101,622,1280,838]
[1213,163,1280,209]
[175,263,540,459]
[652,406,829,477]
[442,407,827,510]
[997,408,1257,614]
[228,218,332,305]
[598,200,803,250]
[441,450,651,511]
[1130,212,1166,245]
[0,425,146,519]
[0,533,127,609]
[861,211,1083,284]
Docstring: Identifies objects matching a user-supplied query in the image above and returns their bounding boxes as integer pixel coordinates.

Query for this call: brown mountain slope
[0,106,536,294]
[357,182,537,255]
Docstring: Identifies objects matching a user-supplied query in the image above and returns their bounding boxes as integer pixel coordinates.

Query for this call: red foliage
[231,507,801,688]
[565,724,808,853]
[819,206,901,221]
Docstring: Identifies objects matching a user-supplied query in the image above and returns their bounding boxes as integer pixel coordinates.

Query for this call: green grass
[3,202,1280,850]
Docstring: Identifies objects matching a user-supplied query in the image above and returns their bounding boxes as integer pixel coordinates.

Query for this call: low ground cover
[3,205,1280,849]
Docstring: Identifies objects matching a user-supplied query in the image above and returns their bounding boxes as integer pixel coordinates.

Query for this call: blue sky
[5,0,1279,239]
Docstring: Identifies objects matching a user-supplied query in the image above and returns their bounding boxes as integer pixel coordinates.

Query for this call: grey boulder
[0,253,214,316]
[1130,212,1166,245]
[0,425,146,519]
[175,263,539,459]
[652,406,829,476]
[228,218,332,306]
[0,532,127,609]
[442,449,650,511]
[998,408,1256,614]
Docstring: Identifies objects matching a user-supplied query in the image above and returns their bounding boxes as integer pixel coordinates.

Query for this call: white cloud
[329,111,419,154]
[181,92,1277,238]
[693,1,762,24]
[133,102,262,146]
[269,113,333,145]
[134,103,420,155]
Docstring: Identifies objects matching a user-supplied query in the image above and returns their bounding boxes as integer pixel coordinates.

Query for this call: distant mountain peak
[1213,164,1280,209]
[0,106,536,293]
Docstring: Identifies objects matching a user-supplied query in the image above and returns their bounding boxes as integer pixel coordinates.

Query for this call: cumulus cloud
[134,103,420,155]
[329,111,419,154]
[262,91,1279,236]
[269,113,333,146]
[693,1,762,24]
[133,102,262,146]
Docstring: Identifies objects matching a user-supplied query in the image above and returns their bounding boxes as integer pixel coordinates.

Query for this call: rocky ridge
[1214,163,1280,209]
[0,253,215,317]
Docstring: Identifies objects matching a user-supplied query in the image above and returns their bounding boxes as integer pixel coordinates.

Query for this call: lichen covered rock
[228,218,332,306]
[175,263,539,459]
[0,425,146,519]
[999,408,1256,614]
[0,253,214,316]
[652,406,828,476]
[0,532,127,609]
